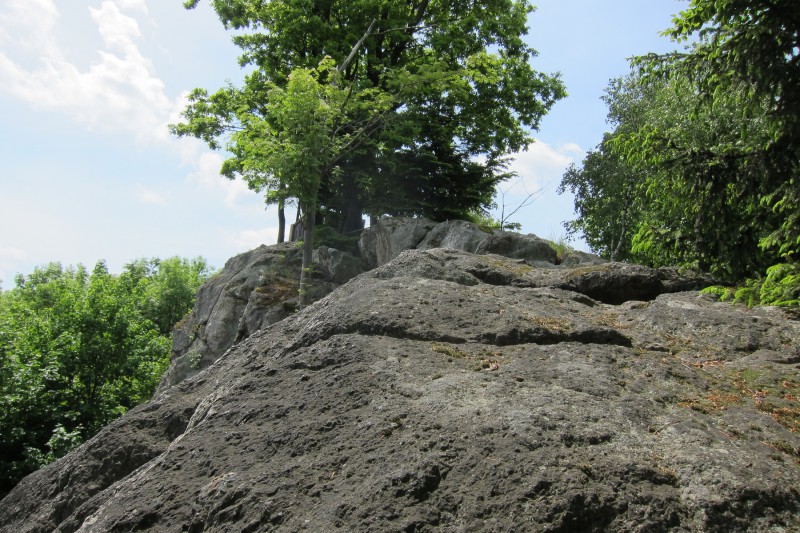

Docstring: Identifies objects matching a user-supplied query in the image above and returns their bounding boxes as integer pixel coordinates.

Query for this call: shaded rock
[358,217,437,269]
[360,217,611,270]
[313,246,364,285]
[417,219,493,253]
[558,263,664,304]
[475,230,559,264]
[3,249,798,533]
[156,243,299,393]
[657,266,717,293]
[382,249,707,305]
[560,248,609,267]
[158,242,342,393]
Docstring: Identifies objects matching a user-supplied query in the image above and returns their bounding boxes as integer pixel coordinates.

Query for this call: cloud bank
[0,0,255,205]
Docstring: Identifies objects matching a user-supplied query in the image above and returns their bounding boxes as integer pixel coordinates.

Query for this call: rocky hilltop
[1,220,799,532]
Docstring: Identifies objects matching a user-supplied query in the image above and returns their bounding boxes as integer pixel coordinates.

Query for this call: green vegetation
[0,257,212,497]
[560,0,799,305]
[172,0,565,305]
[431,342,470,359]
[465,210,522,233]
[547,234,574,264]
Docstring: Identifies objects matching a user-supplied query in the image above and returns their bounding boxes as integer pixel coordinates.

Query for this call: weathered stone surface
[360,217,608,270]
[475,230,559,264]
[167,218,568,392]
[417,219,493,253]
[560,248,609,267]
[3,248,798,532]
[157,242,340,394]
[313,246,364,285]
[358,217,437,269]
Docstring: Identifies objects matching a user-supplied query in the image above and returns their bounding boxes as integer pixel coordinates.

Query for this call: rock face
[2,246,799,532]
[161,219,598,393]
[359,218,566,269]
[158,242,360,393]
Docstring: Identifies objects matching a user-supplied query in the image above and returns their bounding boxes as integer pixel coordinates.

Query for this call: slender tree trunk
[298,201,316,309]
[340,172,364,234]
[610,207,628,262]
[610,181,634,262]
[277,199,286,244]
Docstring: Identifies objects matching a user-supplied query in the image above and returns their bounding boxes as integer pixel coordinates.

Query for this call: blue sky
[0,0,689,287]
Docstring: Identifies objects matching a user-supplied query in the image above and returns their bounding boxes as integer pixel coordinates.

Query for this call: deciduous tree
[0,257,212,497]
[173,0,565,236]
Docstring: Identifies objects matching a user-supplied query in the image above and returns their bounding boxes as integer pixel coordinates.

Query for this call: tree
[563,69,779,278]
[254,58,393,306]
[121,256,213,335]
[559,137,640,262]
[562,0,799,297]
[173,0,566,237]
[633,0,799,266]
[0,257,212,497]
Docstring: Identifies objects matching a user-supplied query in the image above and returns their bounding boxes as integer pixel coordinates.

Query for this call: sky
[0,0,690,288]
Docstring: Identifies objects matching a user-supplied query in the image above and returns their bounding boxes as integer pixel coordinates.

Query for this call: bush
[701,263,800,307]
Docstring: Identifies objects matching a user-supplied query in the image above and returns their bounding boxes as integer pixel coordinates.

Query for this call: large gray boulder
[2,248,798,532]
[358,217,437,269]
[159,243,302,393]
[416,219,493,253]
[360,218,573,269]
[158,219,678,394]
[313,245,364,285]
[475,230,559,264]
[158,242,349,393]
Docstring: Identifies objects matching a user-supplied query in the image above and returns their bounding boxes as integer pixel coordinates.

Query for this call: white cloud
[0,0,261,216]
[114,0,148,14]
[135,185,166,205]
[226,227,279,250]
[183,146,261,208]
[0,0,173,143]
[91,1,142,54]
[502,139,584,197]
[0,0,61,58]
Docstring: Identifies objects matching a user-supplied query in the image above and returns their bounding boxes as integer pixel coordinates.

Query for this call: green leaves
[0,257,212,497]
[562,0,798,303]
[172,0,565,230]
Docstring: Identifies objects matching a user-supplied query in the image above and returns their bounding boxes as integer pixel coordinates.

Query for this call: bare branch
[339,19,377,74]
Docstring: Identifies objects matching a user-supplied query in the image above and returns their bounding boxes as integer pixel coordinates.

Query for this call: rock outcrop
[2,242,798,532]
[162,219,607,392]
[359,217,566,269]
[158,241,361,393]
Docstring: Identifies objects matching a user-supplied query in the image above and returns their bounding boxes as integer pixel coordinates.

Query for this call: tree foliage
[635,0,799,265]
[0,257,212,497]
[561,0,799,303]
[559,135,641,263]
[172,0,566,235]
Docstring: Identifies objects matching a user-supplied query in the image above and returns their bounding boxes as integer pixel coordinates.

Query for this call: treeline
[0,257,213,496]
[560,0,799,306]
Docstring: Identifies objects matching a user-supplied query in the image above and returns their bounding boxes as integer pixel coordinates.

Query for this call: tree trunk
[277,199,286,244]
[610,181,634,262]
[340,172,364,234]
[298,202,316,309]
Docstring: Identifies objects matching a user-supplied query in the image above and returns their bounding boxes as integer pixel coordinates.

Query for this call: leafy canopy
[0,257,212,497]
[634,0,800,261]
[172,0,566,228]
[561,0,799,304]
